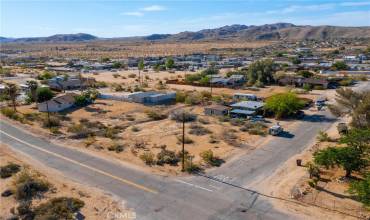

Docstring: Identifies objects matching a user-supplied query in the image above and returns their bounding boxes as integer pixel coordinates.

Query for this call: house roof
[205,105,229,111]
[230,109,255,115]
[229,74,245,79]
[230,101,264,110]
[50,93,77,105]
[234,93,257,97]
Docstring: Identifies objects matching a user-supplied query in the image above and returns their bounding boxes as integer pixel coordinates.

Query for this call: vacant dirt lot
[12,98,288,175]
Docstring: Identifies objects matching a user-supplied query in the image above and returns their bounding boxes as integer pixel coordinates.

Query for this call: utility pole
[210,79,213,97]
[182,111,185,172]
[46,101,51,129]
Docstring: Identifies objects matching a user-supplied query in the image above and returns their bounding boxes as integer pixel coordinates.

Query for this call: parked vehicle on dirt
[269,124,283,136]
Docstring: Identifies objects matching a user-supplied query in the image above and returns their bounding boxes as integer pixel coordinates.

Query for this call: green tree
[264,92,305,119]
[290,57,301,65]
[0,67,13,77]
[138,58,144,85]
[36,87,54,128]
[298,70,313,78]
[201,66,219,76]
[101,57,110,62]
[5,83,18,111]
[165,57,175,70]
[112,61,122,69]
[36,87,54,103]
[340,128,370,153]
[329,89,370,129]
[247,59,275,86]
[314,147,367,177]
[26,80,38,102]
[348,173,370,207]
[332,61,348,71]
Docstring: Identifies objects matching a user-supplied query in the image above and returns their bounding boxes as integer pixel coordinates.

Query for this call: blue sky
[1,0,369,38]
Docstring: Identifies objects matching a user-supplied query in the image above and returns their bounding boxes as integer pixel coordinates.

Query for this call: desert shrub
[146,110,168,120]
[1,107,25,123]
[107,142,124,153]
[17,201,34,219]
[23,112,40,121]
[303,83,312,91]
[50,127,61,134]
[177,135,194,144]
[240,122,267,136]
[185,93,202,105]
[230,118,245,126]
[0,163,21,178]
[126,114,136,121]
[67,123,92,139]
[316,131,332,142]
[170,110,197,122]
[188,124,211,136]
[209,135,220,144]
[198,117,210,124]
[140,152,156,165]
[175,91,187,103]
[128,73,136,78]
[42,115,60,128]
[131,126,140,132]
[14,170,50,201]
[84,135,96,147]
[34,197,84,220]
[104,126,120,139]
[113,73,120,78]
[200,150,223,167]
[218,116,230,122]
[339,78,355,86]
[156,148,179,166]
[313,85,324,90]
[184,159,202,173]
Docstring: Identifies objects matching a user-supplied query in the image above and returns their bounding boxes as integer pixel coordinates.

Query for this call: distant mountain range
[1,23,370,43]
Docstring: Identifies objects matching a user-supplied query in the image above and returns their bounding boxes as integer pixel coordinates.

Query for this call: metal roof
[230,101,264,110]
[230,109,255,115]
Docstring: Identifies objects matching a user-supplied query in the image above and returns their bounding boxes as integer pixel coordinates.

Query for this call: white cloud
[340,1,370,7]
[121,11,144,17]
[141,5,166,12]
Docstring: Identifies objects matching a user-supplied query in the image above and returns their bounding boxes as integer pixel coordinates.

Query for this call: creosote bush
[14,170,50,201]
[156,148,179,166]
[146,110,168,120]
[0,163,21,178]
[188,124,212,136]
[34,197,85,220]
[170,110,197,122]
[140,152,156,165]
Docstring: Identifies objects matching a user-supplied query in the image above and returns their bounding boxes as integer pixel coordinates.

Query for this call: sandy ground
[14,100,275,175]
[252,111,369,219]
[0,144,126,220]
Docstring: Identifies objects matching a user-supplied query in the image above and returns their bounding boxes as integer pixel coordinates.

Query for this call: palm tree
[26,80,38,102]
[6,83,18,111]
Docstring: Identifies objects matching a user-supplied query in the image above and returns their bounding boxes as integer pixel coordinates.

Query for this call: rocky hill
[1,23,369,43]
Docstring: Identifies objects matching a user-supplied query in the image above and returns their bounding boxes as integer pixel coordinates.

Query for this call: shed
[204,105,229,116]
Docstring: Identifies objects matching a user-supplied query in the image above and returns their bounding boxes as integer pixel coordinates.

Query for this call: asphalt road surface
[3,81,370,220]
